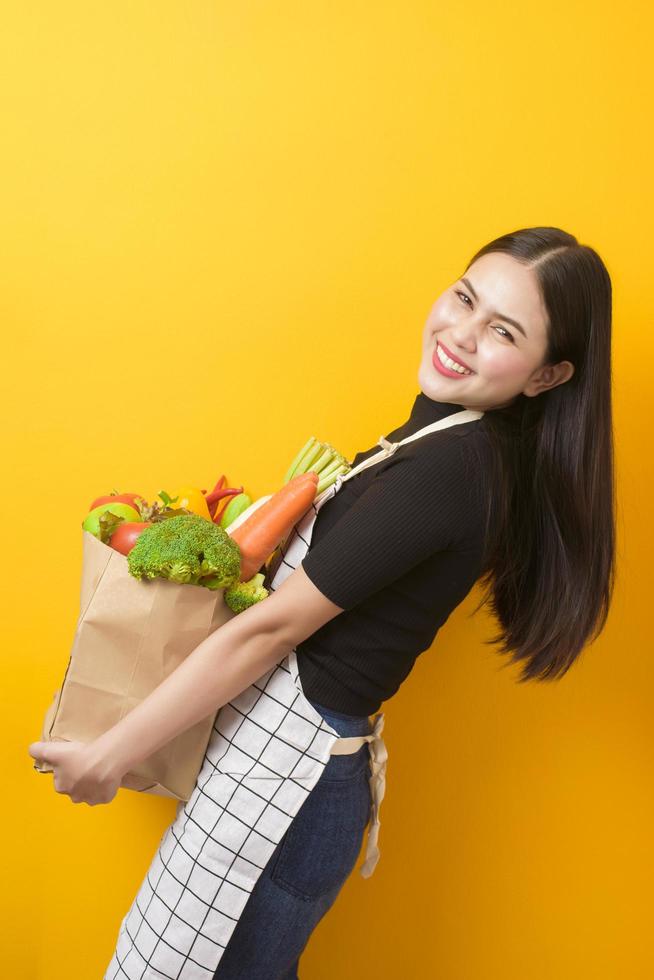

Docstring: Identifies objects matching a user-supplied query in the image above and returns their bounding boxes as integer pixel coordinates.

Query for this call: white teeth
[436,343,472,374]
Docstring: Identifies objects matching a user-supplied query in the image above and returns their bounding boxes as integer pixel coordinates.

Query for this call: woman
[29,226,615,979]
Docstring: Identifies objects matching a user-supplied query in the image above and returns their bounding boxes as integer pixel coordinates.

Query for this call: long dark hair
[467,227,616,682]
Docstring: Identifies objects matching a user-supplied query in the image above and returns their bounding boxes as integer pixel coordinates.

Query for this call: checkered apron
[104,407,483,980]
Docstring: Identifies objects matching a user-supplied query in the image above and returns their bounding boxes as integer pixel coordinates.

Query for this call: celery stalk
[283,437,316,484]
[308,446,335,475]
[317,463,349,495]
[297,440,324,474]
[317,456,345,481]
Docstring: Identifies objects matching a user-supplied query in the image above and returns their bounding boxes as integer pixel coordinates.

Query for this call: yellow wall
[5,3,652,977]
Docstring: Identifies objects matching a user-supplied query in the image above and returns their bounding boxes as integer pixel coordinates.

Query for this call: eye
[455,290,515,343]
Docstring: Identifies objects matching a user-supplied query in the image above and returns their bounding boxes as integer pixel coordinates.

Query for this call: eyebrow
[460,277,528,338]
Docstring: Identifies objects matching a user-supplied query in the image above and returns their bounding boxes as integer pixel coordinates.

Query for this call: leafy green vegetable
[224,573,269,613]
[135,498,193,523]
[97,510,127,544]
[127,514,242,589]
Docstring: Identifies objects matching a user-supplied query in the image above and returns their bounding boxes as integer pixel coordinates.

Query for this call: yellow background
[4,3,652,978]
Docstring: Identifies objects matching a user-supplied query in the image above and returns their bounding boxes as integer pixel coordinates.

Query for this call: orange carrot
[228,472,319,581]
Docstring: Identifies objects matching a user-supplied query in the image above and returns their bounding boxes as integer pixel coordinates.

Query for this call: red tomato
[89,492,146,512]
[108,522,152,556]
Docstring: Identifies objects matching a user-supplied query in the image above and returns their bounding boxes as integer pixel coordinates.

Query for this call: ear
[523,360,575,398]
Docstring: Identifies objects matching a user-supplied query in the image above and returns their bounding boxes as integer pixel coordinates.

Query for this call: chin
[417,365,450,403]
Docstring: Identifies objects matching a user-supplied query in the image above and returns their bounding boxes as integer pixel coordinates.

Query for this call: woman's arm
[28,566,345,803]
[90,565,345,777]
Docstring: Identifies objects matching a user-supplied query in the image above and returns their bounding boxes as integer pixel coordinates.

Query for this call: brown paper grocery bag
[33,530,235,801]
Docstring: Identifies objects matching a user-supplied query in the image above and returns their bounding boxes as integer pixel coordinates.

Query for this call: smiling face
[418,252,575,412]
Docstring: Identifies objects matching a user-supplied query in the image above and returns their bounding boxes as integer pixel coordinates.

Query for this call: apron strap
[328,713,388,878]
[337,407,484,485]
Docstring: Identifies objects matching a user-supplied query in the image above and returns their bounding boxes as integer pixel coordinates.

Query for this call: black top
[295,391,494,716]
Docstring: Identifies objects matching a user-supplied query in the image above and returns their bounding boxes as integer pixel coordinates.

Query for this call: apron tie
[329,712,388,878]
[377,435,400,456]
[359,712,388,878]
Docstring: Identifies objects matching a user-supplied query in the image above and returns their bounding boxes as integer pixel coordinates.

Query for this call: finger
[30,742,68,770]
[29,741,62,766]
[28,741,46,761]
[53,775,70,795]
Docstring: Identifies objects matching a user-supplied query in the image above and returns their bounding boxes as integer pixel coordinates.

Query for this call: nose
[448,321,478,352]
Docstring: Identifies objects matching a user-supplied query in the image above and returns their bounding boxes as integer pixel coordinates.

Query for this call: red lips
[435,339,473,372]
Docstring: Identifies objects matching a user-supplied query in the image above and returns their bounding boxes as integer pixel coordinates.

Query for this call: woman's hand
[27,739,123,806]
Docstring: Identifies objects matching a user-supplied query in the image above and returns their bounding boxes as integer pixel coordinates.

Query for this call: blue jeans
[212,699,373,979]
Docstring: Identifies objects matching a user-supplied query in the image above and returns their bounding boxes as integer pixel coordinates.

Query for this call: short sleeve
[300,435,479,611]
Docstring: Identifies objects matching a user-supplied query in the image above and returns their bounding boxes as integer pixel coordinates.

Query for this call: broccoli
[127,514,242,589]
[224,573,269,613]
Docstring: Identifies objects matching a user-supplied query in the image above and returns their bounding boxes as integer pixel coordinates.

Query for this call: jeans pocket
[269,766,372,901]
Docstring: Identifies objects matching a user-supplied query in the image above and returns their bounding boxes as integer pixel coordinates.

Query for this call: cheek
[429,296,450,322]
[425,302,452,339]
[481,344,526,380]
